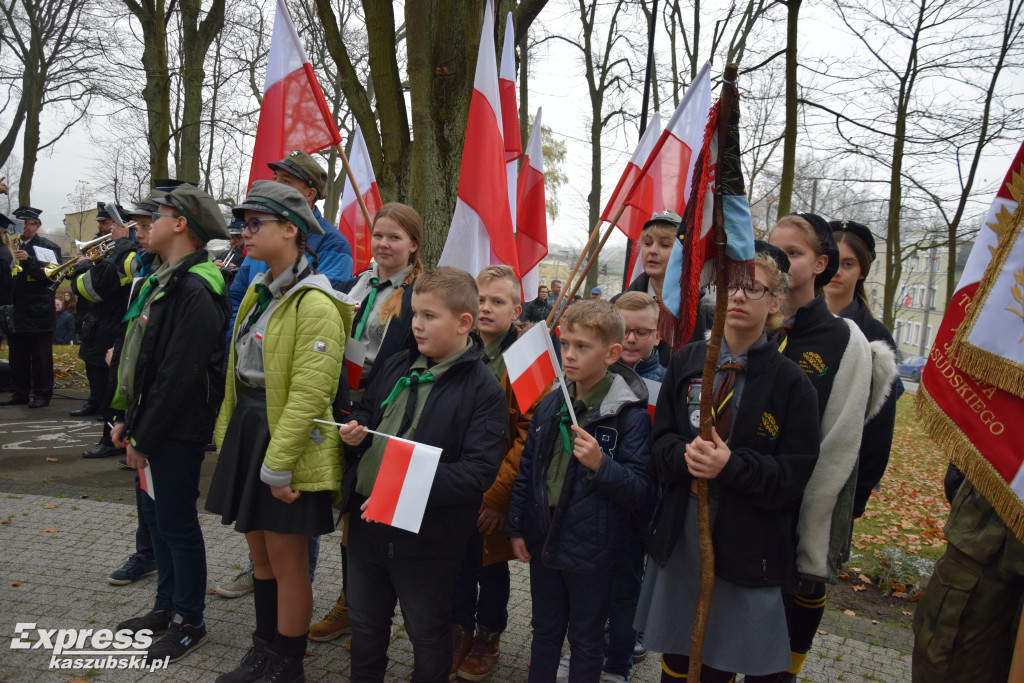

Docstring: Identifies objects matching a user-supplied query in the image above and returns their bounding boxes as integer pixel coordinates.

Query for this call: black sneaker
[216,634,270,683]
[632,640,649,663]
[146,615,207,664]
[117,609,172,636]
[108,553,157,585]
[255,648,305,682]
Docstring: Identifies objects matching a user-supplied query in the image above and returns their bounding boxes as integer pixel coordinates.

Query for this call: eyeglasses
[728,283,776,300]
[150,211,177,222]
[240,217,282,234]
[624,327,656,340]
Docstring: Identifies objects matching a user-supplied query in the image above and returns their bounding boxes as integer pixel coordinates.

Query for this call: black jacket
[120,249,229,455]
[54,311,75,345]
[347,337,508,558]
[507,362,655,574]
[11,233,62,333]
[649,340,820,588]
[338,269,416,391]
[73,236,138,364]
[520,297,553,323]
[843,300,899,518]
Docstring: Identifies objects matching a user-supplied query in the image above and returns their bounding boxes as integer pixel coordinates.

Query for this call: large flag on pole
[247,0,343,189]
[916,141,1024,542]
[439,0,521,279]
[517,108,548,303]
[339,124,383,273]
[605,113,664,242]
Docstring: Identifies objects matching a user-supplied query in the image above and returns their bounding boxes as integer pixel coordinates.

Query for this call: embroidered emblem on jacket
[310,428,326,445]
[798,351,828,377]
[757,412,779,439]
[313,340,327,353]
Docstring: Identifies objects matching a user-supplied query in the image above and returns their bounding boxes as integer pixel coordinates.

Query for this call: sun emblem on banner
[988,168,1024,257]
[1008,266,1024,343]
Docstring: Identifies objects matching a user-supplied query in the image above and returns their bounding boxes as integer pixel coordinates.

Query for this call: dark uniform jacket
[649,340,820,588]
[72,236,138,365]
[338,270,416,391]
[11,233,62,333]
[347,337,508,559]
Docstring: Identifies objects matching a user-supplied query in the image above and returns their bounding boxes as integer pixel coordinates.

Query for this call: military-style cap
[14,206,42,221]
[228,219,244,236]
[829,219,876,261]
[153,179,193,192]
[267,150,327,200]
[643,210,682,233]
[129,188,170,217]
[95,203,115,221]
[793,212,839,291]
[755,240,790,274]
[233,180,322,235]
[154,185,230,243]
[0,211,17,230]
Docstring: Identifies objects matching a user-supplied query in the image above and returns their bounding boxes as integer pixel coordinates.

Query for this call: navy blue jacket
[507,362,655,574]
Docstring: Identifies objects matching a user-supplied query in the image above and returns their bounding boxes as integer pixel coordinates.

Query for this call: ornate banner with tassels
[915,140,1024,543]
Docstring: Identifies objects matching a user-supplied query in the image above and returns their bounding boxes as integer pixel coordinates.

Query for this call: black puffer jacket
[649,340,820,588]
[507,362,655,574]
[119,249,229,455]
[11,234,62,333]
[347,337,508,558]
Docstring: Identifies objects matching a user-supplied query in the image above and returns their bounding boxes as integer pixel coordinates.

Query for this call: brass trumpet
[4,230,22,275]
[75,234,115,260]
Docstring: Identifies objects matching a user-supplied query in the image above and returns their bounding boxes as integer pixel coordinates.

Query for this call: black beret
[829,219,876,261]
[754,240,790,274]
[794,212,838,290]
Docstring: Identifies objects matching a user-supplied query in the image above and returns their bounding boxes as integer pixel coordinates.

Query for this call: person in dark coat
[214,221,245,287]
[53,298,75,345]
[0,206,63,408]
[519,284,552,323]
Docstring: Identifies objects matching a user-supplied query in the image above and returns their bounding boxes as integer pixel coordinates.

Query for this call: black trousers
[9,330,53,400]
[84,361,108,408]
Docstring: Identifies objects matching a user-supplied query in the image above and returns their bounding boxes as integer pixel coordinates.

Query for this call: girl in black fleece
[635,248,820,682]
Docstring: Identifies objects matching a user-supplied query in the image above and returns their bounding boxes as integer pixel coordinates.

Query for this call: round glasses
[624,327,656,340]
[240,217,282,234]
[728,283,776,300]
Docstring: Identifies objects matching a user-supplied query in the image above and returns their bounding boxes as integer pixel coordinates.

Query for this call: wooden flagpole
[688,63,739,681]
[333,142,376,237]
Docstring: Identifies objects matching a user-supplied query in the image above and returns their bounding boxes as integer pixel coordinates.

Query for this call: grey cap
[154,185,230,242]
[267,150,328,200]
[232,180,323,235]
[643,210,682,233]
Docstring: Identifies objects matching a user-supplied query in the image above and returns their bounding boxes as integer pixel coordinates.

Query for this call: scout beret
[268,150,328,200]
[154,185,230,242]
[232,180,322,235]
[829,219,876,261]
[754,240,790,274]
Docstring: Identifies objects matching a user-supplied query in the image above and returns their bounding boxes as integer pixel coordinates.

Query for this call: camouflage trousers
[912,482,1024,682]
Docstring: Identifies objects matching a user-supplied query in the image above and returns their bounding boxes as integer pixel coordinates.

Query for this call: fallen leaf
[871,619,879,625]
[843,609,856,616]
[115,497,123,501]
[816,629,829,636]
[858,573,873,584]
[1,519,10,525]
[304,651,314,658]
[893,591,909,599]
[852,585,866,592]
[43,528,57,533]
[838,573,850,581]
[10,581,20,587]
[45,457,57,462]
[902,610,913,615]
[206,589,215,595]
[893,582,907,592]
[850,567,862,573]
[80,494,89,499]
[42,503,57,509]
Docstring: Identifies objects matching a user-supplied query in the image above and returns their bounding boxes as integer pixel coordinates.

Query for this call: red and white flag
[505,322,560,412]
[642,377,661,423]
[917,140,1024,542]
[344,339,368,391]
[246,0,342,189]
[139,463,155,500]
[338,125,383,274]
[438,0,520,279]
[363,435,442,533]
[517,108,548,302]
[604,113,663,242]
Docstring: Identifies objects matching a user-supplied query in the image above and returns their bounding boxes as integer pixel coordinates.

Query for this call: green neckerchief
[380,369,435,407]
[354,276,391,341]
[546,372,615,506]
[355,340,472,496]
[481,327,510,380]
[241,283,273,336]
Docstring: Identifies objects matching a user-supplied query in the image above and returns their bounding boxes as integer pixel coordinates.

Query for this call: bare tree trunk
[178,0,225,184]
[776,0,801,219]
[17,71,43,206]
[125,0,172,182]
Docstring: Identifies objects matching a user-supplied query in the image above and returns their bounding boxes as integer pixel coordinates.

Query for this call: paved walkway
[0,490,912,681]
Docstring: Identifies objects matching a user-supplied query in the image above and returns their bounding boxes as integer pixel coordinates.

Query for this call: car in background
[897,355,927,382]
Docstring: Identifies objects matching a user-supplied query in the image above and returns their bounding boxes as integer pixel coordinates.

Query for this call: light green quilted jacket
[215,273,355,501]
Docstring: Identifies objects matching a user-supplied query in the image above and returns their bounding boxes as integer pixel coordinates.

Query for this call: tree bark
[124,0,172,182]
[178,0,225,184]
[776,0,801,219]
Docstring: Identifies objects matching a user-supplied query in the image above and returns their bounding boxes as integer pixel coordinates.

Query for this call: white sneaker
[215,568,254,598]
[601,673,627,683]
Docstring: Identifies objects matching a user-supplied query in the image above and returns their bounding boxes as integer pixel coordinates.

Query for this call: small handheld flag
[504,323,562,414]
[363,435,442,533]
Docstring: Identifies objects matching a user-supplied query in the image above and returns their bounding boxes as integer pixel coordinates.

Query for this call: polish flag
[338,125,382,273]
[642,378,661,423]
[603,113,663,242]
[344,339,367,390]
[139,463,155,500]
[246,0,342,189]
[363,436,442,533]
[517,108,548,302]
[505,322,561,412]
[439,0,520,279]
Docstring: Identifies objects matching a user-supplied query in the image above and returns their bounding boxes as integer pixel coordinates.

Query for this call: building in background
[537,244,624,300]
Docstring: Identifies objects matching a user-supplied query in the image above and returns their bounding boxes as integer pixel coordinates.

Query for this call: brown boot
[308,591,351,642]
[450,624,474,681]
[458,627,500,681]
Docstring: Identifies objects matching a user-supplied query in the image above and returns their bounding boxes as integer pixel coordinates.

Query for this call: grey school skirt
[206,386,334,536]
[633,492,791,676]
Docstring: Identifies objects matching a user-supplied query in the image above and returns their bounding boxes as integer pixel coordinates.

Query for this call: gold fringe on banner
[952,342,1024,399]
[916,385,1024,544]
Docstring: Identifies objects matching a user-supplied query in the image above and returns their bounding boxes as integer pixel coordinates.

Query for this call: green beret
[154,185,229,242]
[267,150,328,200]
[232,180,322,235]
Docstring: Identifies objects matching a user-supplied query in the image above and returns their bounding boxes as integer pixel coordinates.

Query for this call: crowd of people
[0,151,992,683]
